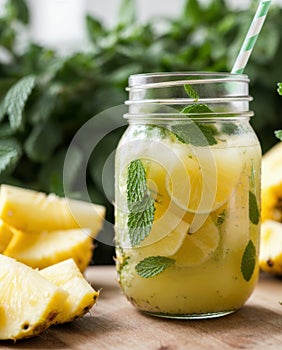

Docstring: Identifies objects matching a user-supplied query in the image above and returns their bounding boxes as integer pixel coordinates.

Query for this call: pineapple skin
[3,229,94,272]
[0,185,105,235]
[261,142,282,223]
[40,259,99,324]
[259,220,282,275]
[0,255,68,341]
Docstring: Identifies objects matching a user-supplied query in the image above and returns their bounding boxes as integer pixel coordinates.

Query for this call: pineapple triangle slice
[40,259,99,324]
[0,184,105,235]
[3,228,93,272]
[0,254,68,340]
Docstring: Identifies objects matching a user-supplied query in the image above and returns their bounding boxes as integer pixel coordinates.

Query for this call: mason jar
[114,72,261,319]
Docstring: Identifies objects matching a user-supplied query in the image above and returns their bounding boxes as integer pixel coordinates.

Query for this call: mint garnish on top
[171,83,218,146]
[127,159,155,247]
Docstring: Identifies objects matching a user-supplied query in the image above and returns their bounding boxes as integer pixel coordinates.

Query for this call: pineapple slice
[40,259,99,324]
[4,228,93,272]
[261,142,282,223]
[0,219,13,253]
[0,185,105,235]
[0,254,68,340]
[259,220,282,275]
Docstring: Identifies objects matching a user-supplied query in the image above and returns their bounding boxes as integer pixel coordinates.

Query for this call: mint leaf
[178,85,218,147]
[173,122,217,147]
[0,146,20,176]
[274,130,282,141]
[135,256,175,278]
[128,194,155,246]
[241,240,256,282]
[249,191,259,225]
[184,84,199,101]
[181,104,212,114]
[127,160,147,206]
[197,123,217,145]
[4,76,36,130]
[127,160,155,246]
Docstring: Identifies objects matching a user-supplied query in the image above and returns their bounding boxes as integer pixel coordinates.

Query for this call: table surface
[2,266,282,350]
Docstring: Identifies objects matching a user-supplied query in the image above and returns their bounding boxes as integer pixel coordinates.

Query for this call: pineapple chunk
[259,220,282,275]
[0,185,105,235]
[4,228,93,272]
[261,142,282,223]
[0,254,68,340]
[40,259,99,324]
[0,219,13,253]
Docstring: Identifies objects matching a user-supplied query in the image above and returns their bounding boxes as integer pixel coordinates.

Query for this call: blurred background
[0,0,281,264]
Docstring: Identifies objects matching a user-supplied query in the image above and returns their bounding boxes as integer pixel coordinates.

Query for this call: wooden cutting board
[1,266,282,349]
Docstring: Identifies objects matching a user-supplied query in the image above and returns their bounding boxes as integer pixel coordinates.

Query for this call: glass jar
[114,72,261,319]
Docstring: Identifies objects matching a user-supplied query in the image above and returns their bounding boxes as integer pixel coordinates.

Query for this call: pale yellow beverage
[115,72,261,319]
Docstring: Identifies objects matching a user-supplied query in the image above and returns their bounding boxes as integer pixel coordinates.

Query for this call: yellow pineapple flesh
[0,219,13,253]
[0,254,68,340]
[3,228,93,272]
[40,258,99,324]
[0,184,105,235]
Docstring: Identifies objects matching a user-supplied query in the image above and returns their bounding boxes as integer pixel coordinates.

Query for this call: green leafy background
[0,0,281,264]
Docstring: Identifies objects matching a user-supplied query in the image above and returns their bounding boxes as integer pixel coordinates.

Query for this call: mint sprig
[0,75,36,130]
[135,256,175,278]
[241,240,256,282]
[249,191,260,225]
[172,83,218,147]
[127,160,155,246]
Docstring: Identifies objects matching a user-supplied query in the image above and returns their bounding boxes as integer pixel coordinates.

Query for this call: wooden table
[2,266,282,350]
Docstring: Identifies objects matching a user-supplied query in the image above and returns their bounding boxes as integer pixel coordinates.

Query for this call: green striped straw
[231,0,272,74]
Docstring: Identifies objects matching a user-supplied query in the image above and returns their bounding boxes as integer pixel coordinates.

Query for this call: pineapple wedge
[0,219,13,253]
[0,185,105,235]
[261,142,282,222]
[259,220,282,275]
[0,254,68,340]
[40,259,99,324]
[4,228,93,272]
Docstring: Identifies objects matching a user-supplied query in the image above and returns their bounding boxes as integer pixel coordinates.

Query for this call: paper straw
[231,0,272,74]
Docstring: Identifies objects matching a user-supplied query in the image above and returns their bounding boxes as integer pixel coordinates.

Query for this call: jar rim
[124,111,254,121]
[128,71,249,89]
